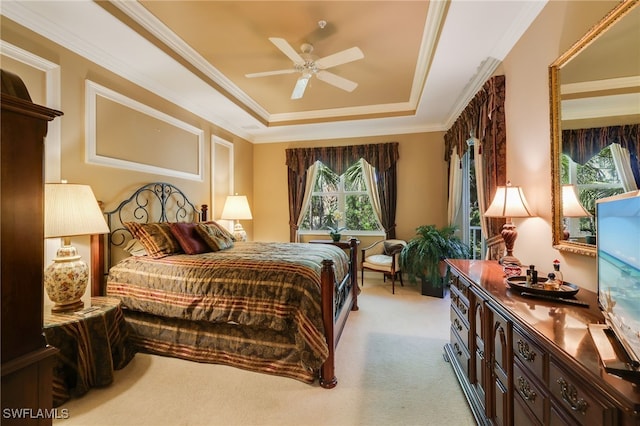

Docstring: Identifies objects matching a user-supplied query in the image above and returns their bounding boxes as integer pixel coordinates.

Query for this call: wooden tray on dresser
[506,276,579,298]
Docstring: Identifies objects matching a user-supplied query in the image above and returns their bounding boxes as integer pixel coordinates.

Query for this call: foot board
[319,238,359,389]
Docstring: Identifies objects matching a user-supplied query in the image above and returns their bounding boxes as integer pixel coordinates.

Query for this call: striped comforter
[106,241,349,382]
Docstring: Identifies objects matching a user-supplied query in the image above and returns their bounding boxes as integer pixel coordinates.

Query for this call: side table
[43,296,135,407]
[308,239,359,250]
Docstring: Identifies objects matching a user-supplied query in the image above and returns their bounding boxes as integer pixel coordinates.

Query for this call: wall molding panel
[85,80,204,181]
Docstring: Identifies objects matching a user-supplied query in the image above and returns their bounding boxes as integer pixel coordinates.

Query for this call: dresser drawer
[450,284,469,320]
[514,392,544,426]
[549,362,616,425]
[514,360,547,424]
[451,306,470,351]
[513,327,547,384]
[450,326,470,378]
[450,273,471,302]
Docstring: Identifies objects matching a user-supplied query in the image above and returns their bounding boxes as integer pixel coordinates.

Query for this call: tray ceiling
[1,1,547,143]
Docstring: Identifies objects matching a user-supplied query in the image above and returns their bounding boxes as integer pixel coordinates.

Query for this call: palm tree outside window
[299,160,383,235]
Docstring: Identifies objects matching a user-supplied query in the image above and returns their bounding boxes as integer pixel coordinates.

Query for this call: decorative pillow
[123,239,148,257]
[168,222,210,255]
[124,222,183,258]
[383,242,404,256]
[210,221,236,242]
[195,222,235,251]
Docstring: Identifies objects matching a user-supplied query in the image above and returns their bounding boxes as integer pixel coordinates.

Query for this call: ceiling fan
[246,37,364,100]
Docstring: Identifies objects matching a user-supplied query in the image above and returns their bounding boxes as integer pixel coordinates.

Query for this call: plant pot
[585,235,596,245]
[421,277,445,298]
[330,233,341,242]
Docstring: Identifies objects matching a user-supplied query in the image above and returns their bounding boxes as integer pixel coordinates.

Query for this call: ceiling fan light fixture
[248,37,363,99]
[291,74,311,99]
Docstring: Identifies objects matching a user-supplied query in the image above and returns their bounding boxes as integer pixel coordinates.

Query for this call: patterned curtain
[562,124,640,187]
[443,75,507,260]
[285,142,400,241]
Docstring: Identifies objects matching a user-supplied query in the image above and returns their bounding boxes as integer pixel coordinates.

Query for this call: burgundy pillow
[168,222,210,255]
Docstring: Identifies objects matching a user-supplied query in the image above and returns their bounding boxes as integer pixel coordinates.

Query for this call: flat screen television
[594,189,640,382]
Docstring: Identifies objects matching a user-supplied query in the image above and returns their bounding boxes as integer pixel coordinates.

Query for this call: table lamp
[561,184,590,239]
[44,182,110,312]
[220,194,252,242]
[484,181,533,266]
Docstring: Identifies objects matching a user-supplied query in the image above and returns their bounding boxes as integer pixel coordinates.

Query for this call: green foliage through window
[562,146,625,235]
[300,161,383,233]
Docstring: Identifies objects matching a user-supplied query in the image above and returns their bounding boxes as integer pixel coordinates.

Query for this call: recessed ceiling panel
[140,1,429,117]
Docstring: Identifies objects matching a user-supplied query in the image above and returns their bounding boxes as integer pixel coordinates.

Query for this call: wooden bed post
[91,234,104,296]
[349,238,359,311]
[319,259,337,389]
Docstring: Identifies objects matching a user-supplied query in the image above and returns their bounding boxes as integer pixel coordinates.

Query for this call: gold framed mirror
[550,0,640,256]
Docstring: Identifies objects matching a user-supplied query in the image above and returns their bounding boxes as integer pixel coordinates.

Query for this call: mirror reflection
[551,1,640,256]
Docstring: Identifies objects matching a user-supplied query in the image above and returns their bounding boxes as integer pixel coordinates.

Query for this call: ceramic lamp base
[232,222,247,242]
[44,244,88,313]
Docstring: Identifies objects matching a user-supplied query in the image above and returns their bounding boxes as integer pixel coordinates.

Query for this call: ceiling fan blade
[245,69,297,78]
[269,37,305,65]
[315,47,364,69]
[291,74,311,99]
[316,70,358,92]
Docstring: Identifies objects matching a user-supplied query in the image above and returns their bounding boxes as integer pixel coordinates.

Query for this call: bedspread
[106,241,349,372]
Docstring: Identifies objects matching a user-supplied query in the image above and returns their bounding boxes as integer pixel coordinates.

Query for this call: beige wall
[501,0,620,291]
[1,16,252,215]
[252,132,447,246]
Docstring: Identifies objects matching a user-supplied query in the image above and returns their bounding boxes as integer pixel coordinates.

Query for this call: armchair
[360,239,406,294]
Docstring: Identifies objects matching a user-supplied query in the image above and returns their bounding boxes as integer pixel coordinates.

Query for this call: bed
[94,182,359,388]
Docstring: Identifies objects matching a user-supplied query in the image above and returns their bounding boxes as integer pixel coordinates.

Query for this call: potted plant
[399,225,470,298]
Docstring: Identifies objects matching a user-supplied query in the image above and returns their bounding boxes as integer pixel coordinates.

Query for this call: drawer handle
[459,305,467,316]
[477,350,484,360]
[453,342,462,357]
[454,318,463,332]
[517,376,537,402]
[557,377,588,415]
[517,340,537,362]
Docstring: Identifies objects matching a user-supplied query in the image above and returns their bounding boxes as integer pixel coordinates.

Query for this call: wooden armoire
[1,70,63,424]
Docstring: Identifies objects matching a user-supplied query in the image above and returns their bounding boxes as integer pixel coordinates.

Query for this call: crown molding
[561,92,640,120]
[561,76,640,95]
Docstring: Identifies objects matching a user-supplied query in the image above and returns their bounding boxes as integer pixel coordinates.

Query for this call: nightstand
[43,296,135,407]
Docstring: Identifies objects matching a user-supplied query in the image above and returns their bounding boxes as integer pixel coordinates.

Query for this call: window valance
[442,75,507,261]
[285,142,399,241]
[444,75,506,163]
[285,142,399,176]
[562,124,639,165]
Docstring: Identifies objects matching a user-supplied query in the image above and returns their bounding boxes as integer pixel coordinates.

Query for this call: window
[458,145,484,260]
[299,160,383,235]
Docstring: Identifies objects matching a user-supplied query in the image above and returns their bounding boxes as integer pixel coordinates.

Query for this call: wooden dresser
[1,70,63,424]
[444,259,640,426]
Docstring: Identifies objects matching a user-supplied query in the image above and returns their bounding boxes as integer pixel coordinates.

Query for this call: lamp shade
[561,184,590,217]
[220,195,253,220]
[45,183,110,238]
[484,183,533,218]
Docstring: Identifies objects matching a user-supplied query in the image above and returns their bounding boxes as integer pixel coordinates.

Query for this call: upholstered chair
[360,239,407,294]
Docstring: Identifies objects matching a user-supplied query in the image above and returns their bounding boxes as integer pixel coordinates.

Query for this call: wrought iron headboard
[103,182,207,269]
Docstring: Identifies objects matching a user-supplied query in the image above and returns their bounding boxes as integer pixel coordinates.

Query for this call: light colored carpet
[54,277,475,426]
